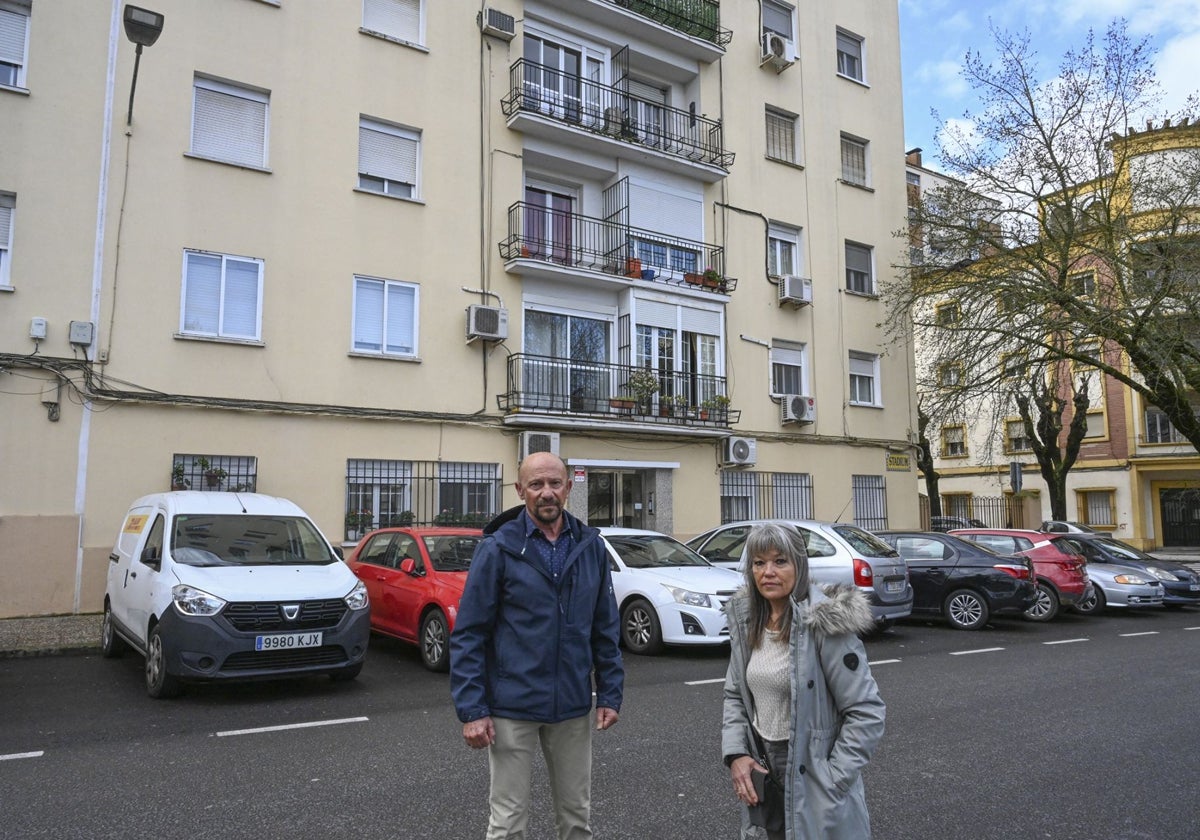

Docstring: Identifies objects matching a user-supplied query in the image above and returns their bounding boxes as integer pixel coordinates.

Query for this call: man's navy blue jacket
[449,506,624,724]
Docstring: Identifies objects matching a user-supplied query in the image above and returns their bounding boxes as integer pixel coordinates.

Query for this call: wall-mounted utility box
[30,317,48,340]
[68,320,95,346]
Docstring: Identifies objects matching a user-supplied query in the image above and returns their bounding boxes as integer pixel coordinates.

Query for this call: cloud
[915,59,970,101]
[936,117,982,156]
[1155,29,1200,115]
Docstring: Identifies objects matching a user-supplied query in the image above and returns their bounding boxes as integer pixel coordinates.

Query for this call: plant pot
[702,276,721,289]
[641,268,656,281]
[204,472,223,488]
[609,397,636,412]
[626,258,642,278]
[684,272,703,285]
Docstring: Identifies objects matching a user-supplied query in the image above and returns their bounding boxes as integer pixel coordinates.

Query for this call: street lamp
[123,5,164,126]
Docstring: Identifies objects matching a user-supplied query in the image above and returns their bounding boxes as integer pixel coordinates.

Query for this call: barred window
[719,471,814,524]
[765,108,796,164]
[851,475,887,531]
[840,134,868,185]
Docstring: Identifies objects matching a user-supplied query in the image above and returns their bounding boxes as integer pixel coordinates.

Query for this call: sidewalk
[0,613,103,659]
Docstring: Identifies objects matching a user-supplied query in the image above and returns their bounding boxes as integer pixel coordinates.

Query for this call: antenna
[833,495,854,523]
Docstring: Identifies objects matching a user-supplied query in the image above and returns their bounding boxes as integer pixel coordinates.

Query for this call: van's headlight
[344,580,369,611]
[171,585,226,616]
[663,584,712,608]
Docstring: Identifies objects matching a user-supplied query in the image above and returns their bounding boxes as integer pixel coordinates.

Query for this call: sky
[898,0,1200,166]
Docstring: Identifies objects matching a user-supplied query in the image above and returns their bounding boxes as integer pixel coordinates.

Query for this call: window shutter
[192,84,267,168]
[629,182,703,240]
[845,242,871,273]
[626,79,666,103]
[354,278,385,351]
[765,110,794,162]
[385,282,415,354]
[762,1,791,37]
[359,123,417,185]
[637,300,676,330]
[184,253,221,334]
[364,0,419,41]
[0,9,27,68]
[221,258,260,339]
[0,200,11,248]
[679,305,719,335]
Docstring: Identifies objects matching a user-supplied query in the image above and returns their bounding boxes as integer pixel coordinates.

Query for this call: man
[450,451,624,840]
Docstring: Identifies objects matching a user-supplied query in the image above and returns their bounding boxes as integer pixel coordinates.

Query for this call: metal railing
[498,353,739,427]
[501,59,734,169]
[499,201,736,293]
[609,0,732,47]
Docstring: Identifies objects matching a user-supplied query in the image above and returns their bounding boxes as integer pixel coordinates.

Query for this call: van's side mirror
[141,545,161,570]
[332,546,344,560]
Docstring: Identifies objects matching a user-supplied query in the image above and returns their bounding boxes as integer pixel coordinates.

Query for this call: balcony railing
[610,0,732,46]
[501,59,734,170]
[500,201,736,294]
[498,354,740,428]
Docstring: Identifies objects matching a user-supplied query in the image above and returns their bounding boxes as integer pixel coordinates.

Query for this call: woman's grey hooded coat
[722,584,885,839]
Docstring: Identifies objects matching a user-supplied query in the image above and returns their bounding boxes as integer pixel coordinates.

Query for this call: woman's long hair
[742,522,810,650]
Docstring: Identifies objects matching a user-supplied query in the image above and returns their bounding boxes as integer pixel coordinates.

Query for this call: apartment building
[0,0,915,618]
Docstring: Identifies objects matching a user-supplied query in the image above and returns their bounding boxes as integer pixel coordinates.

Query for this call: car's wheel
[419,609,450,672]
[100,601,126,658]
[1074,586,1105,615]
[330,662,363,682]
[944,589,989,630]
[1024,582,1060,622]
[620,599,663,656]
[144,624,182,699]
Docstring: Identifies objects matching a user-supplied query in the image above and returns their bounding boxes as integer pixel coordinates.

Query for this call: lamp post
[123,5,164,127]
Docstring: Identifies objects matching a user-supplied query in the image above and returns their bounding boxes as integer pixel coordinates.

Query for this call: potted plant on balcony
[668,393,691,418]
[345,508,373,540]
[700,267,723,289]
[626,367,660,413]
[700,394,731,421]
[171,463,190,491]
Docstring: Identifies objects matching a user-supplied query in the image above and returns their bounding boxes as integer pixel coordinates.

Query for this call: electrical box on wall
[68,320,95,347]
[29,317,48,340]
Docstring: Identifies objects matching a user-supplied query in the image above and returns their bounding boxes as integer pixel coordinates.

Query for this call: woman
[721,522,885,839]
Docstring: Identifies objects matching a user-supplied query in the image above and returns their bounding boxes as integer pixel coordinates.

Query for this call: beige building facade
[0,0,916,618]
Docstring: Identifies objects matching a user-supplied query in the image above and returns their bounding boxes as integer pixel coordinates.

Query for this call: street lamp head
[123,5,164,48]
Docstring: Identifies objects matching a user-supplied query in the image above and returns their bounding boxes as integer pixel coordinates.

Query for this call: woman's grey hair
[742,521,810,649]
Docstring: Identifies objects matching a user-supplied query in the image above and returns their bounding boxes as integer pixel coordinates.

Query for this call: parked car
[874,531,1037,630]
[1071,561,1163,614]
[345,526,485,671]
[1041,520,1099,534]
[948,528,1090,621]
[598,527,742,655]
[1055,534,1200,608]
[102,492,371,698]
[685,520,913,628]
[929,515,987,533]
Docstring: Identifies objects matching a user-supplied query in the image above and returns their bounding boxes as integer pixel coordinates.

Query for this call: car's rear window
[423,535,484,571]
[606,535,710,568]
[171,515,333,566]
[830,524,898,558]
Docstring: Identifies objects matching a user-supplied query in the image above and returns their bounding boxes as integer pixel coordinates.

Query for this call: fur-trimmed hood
[725,583,876,638]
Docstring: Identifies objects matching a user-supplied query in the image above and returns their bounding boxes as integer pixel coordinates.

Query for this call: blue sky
[898,0,1200,165]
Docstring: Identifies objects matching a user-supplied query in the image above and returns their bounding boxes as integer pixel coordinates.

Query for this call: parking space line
[685,678,725,686]
[216,716,369,737]
[0,751,44,761]
[1118,631,1159,638]
[868,659,901,665]
[1044,638,1088,645]
[1186,626,1200,631]
[949,647,1004,656]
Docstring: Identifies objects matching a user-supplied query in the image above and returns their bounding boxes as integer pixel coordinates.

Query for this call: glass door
[587,471,646,529]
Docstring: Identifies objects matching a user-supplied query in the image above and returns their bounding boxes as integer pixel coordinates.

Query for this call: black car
[929,516,987,533]
[1057,535,1200,607]
[874,531,1037,630]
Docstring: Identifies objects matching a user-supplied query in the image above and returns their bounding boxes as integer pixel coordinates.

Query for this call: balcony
[537,0,731,61]
[502,59,733,182]
[498,354,740,435]
[500,201,736,295]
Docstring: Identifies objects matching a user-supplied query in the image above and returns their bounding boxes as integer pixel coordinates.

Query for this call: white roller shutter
[191,80,268,168]
[629,182,703,240]
[364,0,420,42]
[359,120,418,185]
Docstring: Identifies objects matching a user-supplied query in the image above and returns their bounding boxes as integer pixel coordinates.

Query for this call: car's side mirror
[400,557,417,575]
[141,545,161,570]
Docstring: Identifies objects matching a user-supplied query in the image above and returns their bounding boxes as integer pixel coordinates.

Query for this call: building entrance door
[587,471,645,529]
[1160,488,1200,546]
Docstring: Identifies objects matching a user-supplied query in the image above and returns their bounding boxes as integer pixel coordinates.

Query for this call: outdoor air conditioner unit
[780,394,816,425]
[518,430,561,461]
[760,31,795,72]
[467,305,509,341]
[778,275,813,307]
[478,8,516,41]
[721,436,757,467]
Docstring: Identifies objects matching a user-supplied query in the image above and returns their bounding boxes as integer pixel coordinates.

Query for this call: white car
[103,491,371,697]
[598,527,742,655]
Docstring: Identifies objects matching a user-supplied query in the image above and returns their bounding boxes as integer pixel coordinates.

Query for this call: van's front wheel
[145,625,183,699]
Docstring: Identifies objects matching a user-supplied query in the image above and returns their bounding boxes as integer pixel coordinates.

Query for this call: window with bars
[181,250,263,340]
[848,351,879,406]
[719,470,814,524]
[352,275,417,356]
[765,107,797,164]
[0,191,12,288]
[345,459,503,539]
[171,454,258,493]
[359,117,420,198]
[0,2,30,88]
[844,241,874,294]
[363,0,422,44]
[836,29,864,81]
[840,134,868,185]
[1076,489,1115,527]
[191,76,269,169]
[851,474,887,531]
[941,425,967,457]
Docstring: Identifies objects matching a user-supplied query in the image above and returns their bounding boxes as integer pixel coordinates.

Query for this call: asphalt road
[2,607,1198,839]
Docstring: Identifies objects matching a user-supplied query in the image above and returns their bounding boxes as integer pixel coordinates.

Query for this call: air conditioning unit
[778,275,813,307]
[518,430,561,461]
[467,305,509,341]
[760,31,795,72]
[780,394,816,425]
[721,436,757,467]
[478,8,516,41]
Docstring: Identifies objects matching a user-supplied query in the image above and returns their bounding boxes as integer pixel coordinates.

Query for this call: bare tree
[1014,371,1092,520]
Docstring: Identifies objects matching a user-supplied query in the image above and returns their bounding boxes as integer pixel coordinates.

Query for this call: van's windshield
[171,515,334,566]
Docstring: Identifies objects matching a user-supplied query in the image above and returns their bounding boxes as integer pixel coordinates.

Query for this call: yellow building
[0,0,915,618]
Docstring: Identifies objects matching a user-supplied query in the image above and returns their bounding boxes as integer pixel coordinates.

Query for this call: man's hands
[463,716,495,749]
[595,707,619,730]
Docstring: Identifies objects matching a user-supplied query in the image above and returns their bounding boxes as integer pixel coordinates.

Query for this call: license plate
[1190,584,1200,591]
[255,631,322,651]
[885,579,904,593]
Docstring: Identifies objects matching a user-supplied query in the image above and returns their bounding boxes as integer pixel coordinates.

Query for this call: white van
[103,491,370,698]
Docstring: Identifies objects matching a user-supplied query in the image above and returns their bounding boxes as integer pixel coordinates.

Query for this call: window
[718,471,814,523]
[347,459,414,537]
[1006,419,1032,453]
[362,0,422,44]
[907,171,920,187]
[346,459,502,538]
[851,474,887,530]
[181,250,263,340]
[836,29,864,81]
[1076,489,1116,528]
[171,454,257,493]
[1144,407,1190,444]
[937,363,962,387]
[0,191,12,287]
[353,275,418,356]
[358,117,419,198]
[1070,271,1095,297]
[845,241,874,294]
[765,107,797,164]
[436,462,501,525]
[941,425,967,457]
[524,309,613,411]
[840,134,868,186]
[768,223,800,277]
[848,351,879,406]
[1000,352,1027,380]
[0,1,30,88]
[1083,410,1106,440]
[935,301,960,325]
[761,0,794,40]
[191,76,269,168]
[770,340,807,396]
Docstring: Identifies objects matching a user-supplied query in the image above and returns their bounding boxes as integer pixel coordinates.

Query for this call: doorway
[587,470,646,528]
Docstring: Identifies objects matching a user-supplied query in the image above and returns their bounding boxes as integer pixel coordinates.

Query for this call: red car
[948,528,1090,622]
[345,527,485,671]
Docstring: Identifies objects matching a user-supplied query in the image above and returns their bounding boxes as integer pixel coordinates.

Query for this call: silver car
[685,520,913,628]
[1072,562,1164,613]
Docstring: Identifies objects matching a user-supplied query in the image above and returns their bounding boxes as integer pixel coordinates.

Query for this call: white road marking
[685,677,725,686]
[0,751,44,761]
[216,716,369,737]
[868,658,901,665]
[1119,631,1159,638]
[1185,626,1200,631]
[949,647,1004,656]
[1044,638,1089,645]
